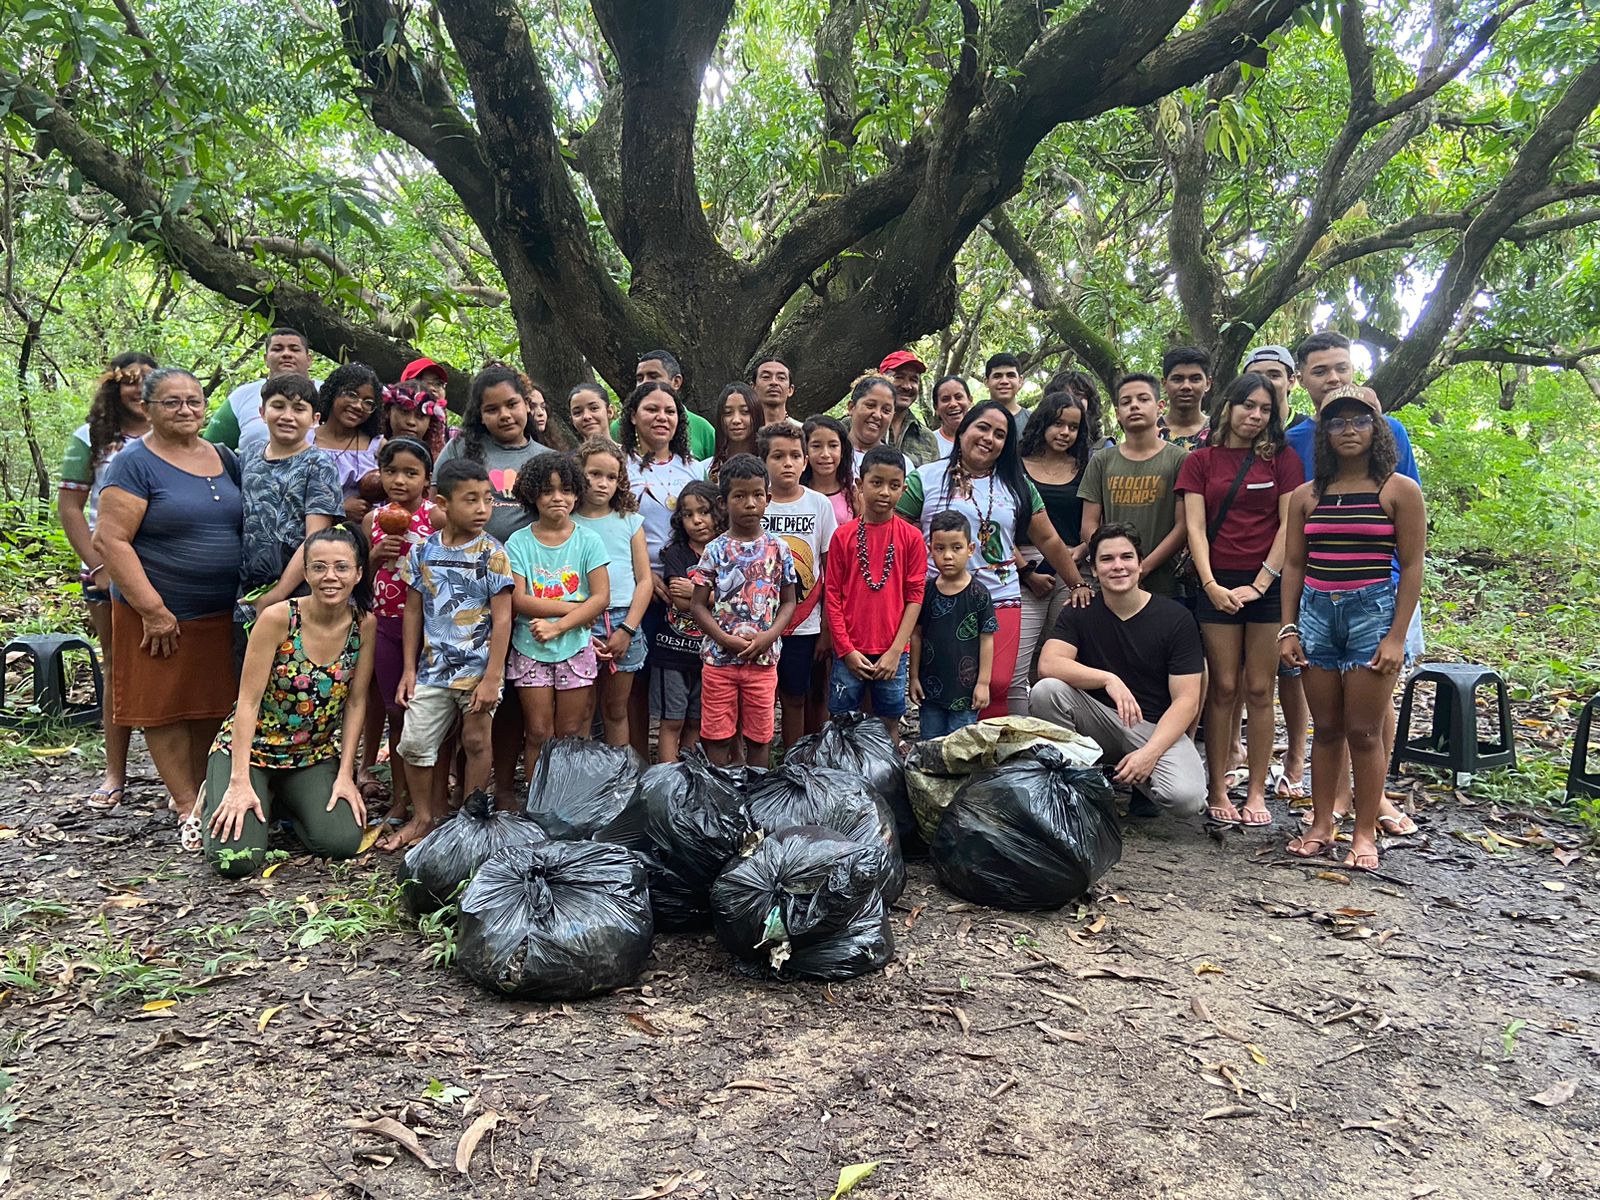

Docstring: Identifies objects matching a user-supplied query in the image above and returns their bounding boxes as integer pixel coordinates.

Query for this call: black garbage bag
[638,748,758,930]
[457,840,654,999]
[745,765,904,902]
[931,746,1121,910]
[524,737,646,847]
[398,789,546,916]
[711,826,895,981]
[787,712,916,848]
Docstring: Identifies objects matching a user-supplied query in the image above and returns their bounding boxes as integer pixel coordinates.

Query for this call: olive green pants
[202,751,365,878]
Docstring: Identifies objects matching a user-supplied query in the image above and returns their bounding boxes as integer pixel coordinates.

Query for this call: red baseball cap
[879,350,926,374]
[399,357,449,383]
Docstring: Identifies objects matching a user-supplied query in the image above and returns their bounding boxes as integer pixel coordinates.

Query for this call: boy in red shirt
[823,444,927,743]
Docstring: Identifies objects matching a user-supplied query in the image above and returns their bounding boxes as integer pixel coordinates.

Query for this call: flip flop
[1377,813,1418,836]
[1239,804,1274,827]
[1285,835,1333,858]
[1343,849,1380,872]
[87,786,125,810]
[1206,804,1242,826]
[1273,770,1307,799]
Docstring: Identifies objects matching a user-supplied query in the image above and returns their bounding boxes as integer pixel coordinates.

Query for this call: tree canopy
[1,0,1597,418]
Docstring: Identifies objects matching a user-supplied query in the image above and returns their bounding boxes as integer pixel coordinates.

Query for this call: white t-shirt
[933,429,957,459]
[630,455,709,569]
[852,444,914,477]
[761,487,838,636]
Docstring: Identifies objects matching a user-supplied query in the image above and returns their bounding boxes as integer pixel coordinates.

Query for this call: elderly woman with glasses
[94,367,246,849]
[310,362,385,522]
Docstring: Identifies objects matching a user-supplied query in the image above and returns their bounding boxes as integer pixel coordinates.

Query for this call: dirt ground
[1,746,1596,1200]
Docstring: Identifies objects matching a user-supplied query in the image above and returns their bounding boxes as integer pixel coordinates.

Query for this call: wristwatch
[617,621,638,638]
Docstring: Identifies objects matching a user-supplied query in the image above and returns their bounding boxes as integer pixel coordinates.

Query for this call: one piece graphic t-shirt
[761,487,838,636]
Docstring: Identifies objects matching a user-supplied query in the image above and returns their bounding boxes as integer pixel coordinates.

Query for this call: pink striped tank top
[1304,491,1395,592]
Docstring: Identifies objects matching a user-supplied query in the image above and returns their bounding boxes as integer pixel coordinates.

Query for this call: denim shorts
[829,652,910,718]
[920,705,979,740]
[592,606,647,673]
[1299,581,1410,674]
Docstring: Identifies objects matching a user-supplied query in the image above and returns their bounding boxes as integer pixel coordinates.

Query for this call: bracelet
[1071,582,1091,591]
[617,621,638,637]
[1263,564,1283,579]
[1201,579,1218,590]
[1249,583,1265,597]
[1276,623,1300,641]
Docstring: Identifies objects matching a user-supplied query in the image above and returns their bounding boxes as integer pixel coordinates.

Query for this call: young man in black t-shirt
[1029,523,1206,815]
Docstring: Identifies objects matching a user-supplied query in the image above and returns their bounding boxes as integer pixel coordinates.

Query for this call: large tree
[0,0,1596,416]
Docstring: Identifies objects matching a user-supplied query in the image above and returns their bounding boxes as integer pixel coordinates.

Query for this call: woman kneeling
[204,528,377,878]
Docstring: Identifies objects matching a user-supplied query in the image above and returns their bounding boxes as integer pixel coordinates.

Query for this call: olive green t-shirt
[1077,442,1189,597]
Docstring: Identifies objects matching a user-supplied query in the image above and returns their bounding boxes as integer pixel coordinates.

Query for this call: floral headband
[382,383,447,421]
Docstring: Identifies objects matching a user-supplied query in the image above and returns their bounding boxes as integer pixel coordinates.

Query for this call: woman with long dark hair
[1176,372,1302,826]
[1010,386,1096,714]
[58,351,156,810]
[434,363,546,543]
[202,527,377,877]
[1279,386,1425,872]
[897,400,1091,719]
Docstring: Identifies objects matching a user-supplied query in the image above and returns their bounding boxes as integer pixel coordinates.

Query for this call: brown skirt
[111,602,238,727]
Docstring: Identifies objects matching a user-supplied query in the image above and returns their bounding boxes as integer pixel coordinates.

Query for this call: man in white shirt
[205,328,318,456]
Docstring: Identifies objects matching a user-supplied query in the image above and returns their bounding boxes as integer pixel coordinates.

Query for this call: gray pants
[1028,678,1206,815]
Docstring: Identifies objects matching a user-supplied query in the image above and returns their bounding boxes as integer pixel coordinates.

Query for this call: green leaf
[824,1162,879,1200]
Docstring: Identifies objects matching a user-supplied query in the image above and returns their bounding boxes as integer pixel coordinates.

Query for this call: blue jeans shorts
[919,705,979,740]
[829,652,910,718]
[1299,581,1411,674]
[592,606,647,673]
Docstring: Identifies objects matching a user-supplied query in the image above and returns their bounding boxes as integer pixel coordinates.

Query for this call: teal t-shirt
[572,511,644,607]
[504,523,608,662]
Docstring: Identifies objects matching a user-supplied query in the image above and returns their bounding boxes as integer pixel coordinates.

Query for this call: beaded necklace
[951,460,1006,577]
[856,519,894,590]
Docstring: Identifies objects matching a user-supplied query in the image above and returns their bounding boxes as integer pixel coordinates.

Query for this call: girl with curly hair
[58,350,155,809]
[311,362,384,522]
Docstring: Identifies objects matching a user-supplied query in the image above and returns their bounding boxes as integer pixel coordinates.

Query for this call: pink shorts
[506,645,599,691]
[700,662,778,744]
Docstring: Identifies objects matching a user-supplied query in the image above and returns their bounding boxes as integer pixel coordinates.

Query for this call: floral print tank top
[213,599,362,769]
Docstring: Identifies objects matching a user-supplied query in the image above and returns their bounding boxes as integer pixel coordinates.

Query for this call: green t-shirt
[610,409,716,461]
[1076,442,1189,597]
[504,523,608,662]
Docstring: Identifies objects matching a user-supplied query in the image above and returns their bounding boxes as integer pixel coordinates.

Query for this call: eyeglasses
[146,397,205,412]
[338,389,378,411]
[1325,414,1375,434]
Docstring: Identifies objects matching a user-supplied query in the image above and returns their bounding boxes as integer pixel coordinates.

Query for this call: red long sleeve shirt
[824,515,927,657]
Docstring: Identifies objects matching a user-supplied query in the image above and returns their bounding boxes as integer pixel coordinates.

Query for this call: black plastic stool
[0,634,104,728]
[1568,695,1600,801]
[1391,662,1515,777]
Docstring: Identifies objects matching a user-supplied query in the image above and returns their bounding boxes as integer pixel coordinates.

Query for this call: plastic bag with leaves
[712,826,895,981]
[637,747,758,930]
[398,789,546,916]
[457,840,654,999]
[932,745,1121,910]
[745,764,904,901]
[524,736,646,847]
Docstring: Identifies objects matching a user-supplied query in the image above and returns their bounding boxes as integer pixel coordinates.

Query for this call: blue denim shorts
[592,606,647,673]
[920,705,979,740]
[1299,581,1410,674]
[829,652,910,718]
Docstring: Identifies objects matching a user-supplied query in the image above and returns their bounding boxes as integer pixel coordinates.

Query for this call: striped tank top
[1304,491,1395,592]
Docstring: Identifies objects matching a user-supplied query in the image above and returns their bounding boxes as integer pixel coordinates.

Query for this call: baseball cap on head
[1245,345,1295,372]
[1321,384,1382,416]
[878,350,926,374]
[400,357,449,383]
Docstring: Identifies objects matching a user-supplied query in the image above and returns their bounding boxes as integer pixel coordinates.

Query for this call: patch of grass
[0,898,75,933]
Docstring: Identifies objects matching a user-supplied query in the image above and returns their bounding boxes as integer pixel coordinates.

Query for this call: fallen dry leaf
[1246,1043,1269,1066]
[1553,847,1581,866]
[624,1012,667,1037]
[141,999,177,1012]
[725,1079,780,1092]
[454,1110,501,1175]
[1314,871,1351,886]
[358,824,384,854]
[1034,1021,1086,1044]
[1526,1080,1578,1108]
[1076,966,1171,985]
[619,1175,683,1200]
[257,1005,285,1033]
[1202,1105,1257,1120]
[346,1117,440,1170]
[1540,880,1567,892]
[1194,962,1225,977]
[827,1162,880,1200]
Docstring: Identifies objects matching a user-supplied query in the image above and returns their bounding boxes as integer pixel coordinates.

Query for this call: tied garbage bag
[932,745,1121,910]
[524,737,646,847]
[712,826,895,981]
[638,747,757,930]
[457,840,654,1000]
[906,717,1103,843]
[786,712,915,847]
[398,789,546,916]
[745,765,904,902]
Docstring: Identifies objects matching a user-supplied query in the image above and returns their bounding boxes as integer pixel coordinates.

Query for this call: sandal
[1285,835,1333,858]
[1343,849,1380,872]
[1272,769,1307,800]
[178,783,206,853]
[1377,812,1418,837]
[87,786,125,810]
[1239,803,1273,827]
[1206,803,1242,826]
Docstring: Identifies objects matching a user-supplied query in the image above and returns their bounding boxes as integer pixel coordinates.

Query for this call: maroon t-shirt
[1175,445,1304,570]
